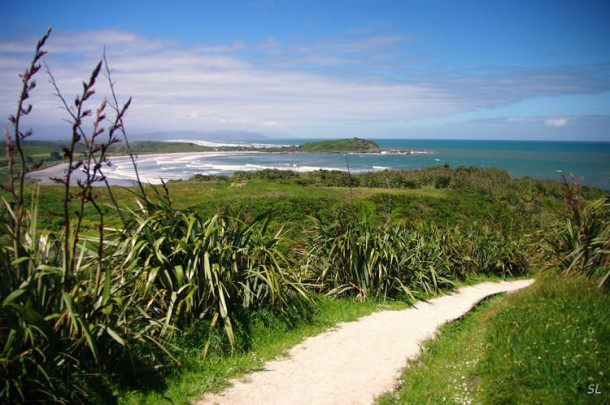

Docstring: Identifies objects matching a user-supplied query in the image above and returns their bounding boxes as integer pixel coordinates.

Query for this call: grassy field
[27,164,572,235]
[3,148,608,404]
[3,164,608,404]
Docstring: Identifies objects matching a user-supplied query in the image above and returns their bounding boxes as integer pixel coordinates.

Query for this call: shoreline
[27,150,265,186]
[22,147,610,190]
[25,149,429,186]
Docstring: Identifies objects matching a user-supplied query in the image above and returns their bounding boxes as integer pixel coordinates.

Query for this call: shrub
[306,207,529,301]
[0,29,309,403]
[547,177,609,287]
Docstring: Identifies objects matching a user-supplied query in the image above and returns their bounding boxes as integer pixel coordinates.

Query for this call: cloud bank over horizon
[1,3,609,141]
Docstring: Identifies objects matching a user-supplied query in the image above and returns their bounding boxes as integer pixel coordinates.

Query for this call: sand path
[196,279,534,405]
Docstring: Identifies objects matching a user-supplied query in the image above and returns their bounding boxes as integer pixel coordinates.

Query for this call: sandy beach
[26,151,264,186]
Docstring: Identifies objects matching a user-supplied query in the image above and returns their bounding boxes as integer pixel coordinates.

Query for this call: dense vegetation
[297,137,381,152]
[1,30,608,404]
[379,178,609,404]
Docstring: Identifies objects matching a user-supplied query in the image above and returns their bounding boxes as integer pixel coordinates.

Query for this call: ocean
[29,139,610,190]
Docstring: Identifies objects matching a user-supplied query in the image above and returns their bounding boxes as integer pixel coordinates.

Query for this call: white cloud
[0,28,607,138]
[545,117,569,127]
[263,121,283,127]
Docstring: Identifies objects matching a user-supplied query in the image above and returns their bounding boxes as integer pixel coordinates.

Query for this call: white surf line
[196,279,534,405]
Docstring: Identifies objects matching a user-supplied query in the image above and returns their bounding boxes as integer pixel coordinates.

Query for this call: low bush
[546,179,609,287]
[306,207,529,301]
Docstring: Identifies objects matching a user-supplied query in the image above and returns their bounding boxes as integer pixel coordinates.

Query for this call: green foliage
[1,31,309,403]
[478,275,610,404]
[0,188,152,403]
[306,207,529,301]
[1,192,310,403]
[546,178,609,287]
[298,137,381,153]
[224,165,570,202]
[231,168,301,181]
[111,202,309,347]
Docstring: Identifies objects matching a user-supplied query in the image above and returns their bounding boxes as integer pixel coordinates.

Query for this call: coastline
[25,148,426,186]
[22,142,610,190]
[26,150,267,186]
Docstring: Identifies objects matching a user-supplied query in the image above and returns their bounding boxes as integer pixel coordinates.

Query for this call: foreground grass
[119,296,409,405]
[479,275,609,404]
[378,275,609,405]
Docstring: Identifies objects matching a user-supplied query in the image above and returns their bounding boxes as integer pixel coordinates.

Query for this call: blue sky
[1,0,609,140]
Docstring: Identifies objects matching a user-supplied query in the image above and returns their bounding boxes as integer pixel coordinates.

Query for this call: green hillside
[298,137,381,153]
[111,141,214,154]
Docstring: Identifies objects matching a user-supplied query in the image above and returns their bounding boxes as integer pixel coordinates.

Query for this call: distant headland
[112,137,415,155]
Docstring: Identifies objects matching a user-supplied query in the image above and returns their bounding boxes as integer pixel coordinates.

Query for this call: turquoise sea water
[383,139,610,190]
[276,139,610,190]
[29,139,610,190]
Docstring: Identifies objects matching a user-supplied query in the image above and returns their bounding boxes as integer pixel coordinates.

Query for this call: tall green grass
[0,31,308,403]
[478,275,609,404]
[110,202,309,346]
[307,207,529,301]
[546,178,609,287]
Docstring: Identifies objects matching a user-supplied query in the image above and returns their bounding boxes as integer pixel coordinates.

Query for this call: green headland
[297,137,381,153]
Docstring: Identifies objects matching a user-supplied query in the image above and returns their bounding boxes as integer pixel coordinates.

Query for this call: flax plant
[109,204,308,350]
[547,176,610,287]
[307,207,529,301]
[1,29,165,403]
[1,29,309,403]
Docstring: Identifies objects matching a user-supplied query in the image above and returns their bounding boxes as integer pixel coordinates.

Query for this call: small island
[297,137,381,153]
[295,137,413,155]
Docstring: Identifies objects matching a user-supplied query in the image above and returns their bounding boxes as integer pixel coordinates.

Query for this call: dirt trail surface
[196,279,535,405]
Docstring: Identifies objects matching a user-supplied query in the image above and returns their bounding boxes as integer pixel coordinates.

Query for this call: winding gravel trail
[196,279,534,405]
